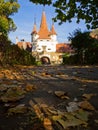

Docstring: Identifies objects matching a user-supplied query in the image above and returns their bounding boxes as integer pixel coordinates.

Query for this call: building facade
[16,10,72,64]
[31,10,62,64]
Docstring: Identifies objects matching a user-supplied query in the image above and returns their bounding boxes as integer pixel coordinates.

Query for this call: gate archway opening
[41,56,51,64]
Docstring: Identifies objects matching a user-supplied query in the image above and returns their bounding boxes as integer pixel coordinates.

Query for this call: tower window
[48,48,51,50]
[37,48,41,50]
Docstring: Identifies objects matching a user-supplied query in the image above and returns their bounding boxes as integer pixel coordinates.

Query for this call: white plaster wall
[32,34,58,53]
[50,35,57,41]
[32,42,37,51]
[39,54,50,59]
[36,39,57,52]
[31,34,39,42]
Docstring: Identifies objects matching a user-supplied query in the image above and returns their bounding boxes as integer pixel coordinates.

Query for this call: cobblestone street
[0,65,98,130]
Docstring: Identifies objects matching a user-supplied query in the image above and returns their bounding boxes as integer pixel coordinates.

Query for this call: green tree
[0,1,36,66]
[30,0,98,29]
[68,29,98,64]
[0,35,36,66]
[0,34,11,65]
[0,0,20,65]
[85,39,98,64]
[6,45,36,65]
[0,0,20,36]
[68,29,94,52]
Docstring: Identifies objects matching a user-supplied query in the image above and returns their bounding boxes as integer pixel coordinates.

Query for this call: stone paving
[0,65,98,130]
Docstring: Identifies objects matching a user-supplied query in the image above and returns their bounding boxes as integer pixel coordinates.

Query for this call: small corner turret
[50,21,57,41]
[31,17,39,42]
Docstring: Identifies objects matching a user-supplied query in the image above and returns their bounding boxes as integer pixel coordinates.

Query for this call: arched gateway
[41,56,50,64]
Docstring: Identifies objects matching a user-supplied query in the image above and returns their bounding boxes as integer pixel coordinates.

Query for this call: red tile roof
[50,24,57,35]
[17,42,32,49]
[56,43,73,53]
[38,11,50,39]
[31,23,37,35]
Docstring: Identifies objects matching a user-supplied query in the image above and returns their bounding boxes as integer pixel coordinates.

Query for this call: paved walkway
[0,65,98,130]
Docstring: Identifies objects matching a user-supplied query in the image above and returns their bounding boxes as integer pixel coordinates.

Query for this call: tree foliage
[30,0,98,29]
[68,29,94,51]
[0,0,20,36]
[0,34,36,66]
[0,1,36,66]
[0,35,35,66]
[68,29,98,64]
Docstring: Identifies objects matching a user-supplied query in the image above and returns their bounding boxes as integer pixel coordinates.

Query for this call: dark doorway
[41,56,50,64]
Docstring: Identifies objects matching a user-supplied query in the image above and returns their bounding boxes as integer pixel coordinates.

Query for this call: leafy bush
[68,29,98,65]
[35,61,42,66]
[63,53,79,65]
[0,35,36,66]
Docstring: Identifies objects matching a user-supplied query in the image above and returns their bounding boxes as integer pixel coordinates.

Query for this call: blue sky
[9,0,87,44]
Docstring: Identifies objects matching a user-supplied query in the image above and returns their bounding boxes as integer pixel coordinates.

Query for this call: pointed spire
[39,6,48,30]
[50,20,57,35]
[31,16,37,35]
[38,9,50,39]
